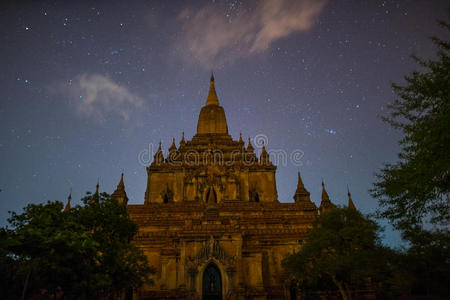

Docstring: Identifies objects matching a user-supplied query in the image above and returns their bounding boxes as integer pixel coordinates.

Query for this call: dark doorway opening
[202,263,222,300]
[254,192,260,202]
[163,194,169,203]
[290,283,297,300]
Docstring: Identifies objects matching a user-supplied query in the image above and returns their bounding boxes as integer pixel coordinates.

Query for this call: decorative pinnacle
[179,132,186,146]
[347,185,356,210]
[210,72,214,82]
[96,178,99,191]
[321,179,330,201]
[247,137,254,151]
[64,189,72,211]
[297,171,304,188]
[294,171,308,196]
[206,74,219,106]
[169,137,177,151]
[293,171,310,202]
[118,172,125,189]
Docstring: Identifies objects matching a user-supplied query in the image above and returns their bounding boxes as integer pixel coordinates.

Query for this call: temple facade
[112,75,347,300]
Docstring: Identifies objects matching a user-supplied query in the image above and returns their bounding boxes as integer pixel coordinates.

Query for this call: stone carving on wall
[184,166,243,202]
[186,236,236,271]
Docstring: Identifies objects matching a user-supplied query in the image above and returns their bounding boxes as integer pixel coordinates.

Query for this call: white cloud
[251,0,326,52]
[53,73,144,123]
[176,0,326,68]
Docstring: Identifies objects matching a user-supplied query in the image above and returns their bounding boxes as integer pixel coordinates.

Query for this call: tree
[283,207,394,300]
[371,20,450,230]
[0,228,24,300]
[401,227,450,297]
[1,191,154,299]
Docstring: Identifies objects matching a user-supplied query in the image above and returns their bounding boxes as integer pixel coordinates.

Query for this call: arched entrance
[206,187,217,204]
[202,263,222,300]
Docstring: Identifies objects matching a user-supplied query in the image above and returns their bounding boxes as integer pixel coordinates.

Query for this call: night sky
[0,0,448,246]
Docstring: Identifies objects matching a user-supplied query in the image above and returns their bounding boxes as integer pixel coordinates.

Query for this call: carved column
[254,253,264,288]
[226,267,236,293]
[160,257,169,290]
[188,268,198,292]
[179,241,186,289]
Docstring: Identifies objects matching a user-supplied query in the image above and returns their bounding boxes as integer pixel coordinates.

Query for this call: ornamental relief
[184,166,240,183]
[184,168,201,182]
[183,166,242,202]
[185,236,236,272]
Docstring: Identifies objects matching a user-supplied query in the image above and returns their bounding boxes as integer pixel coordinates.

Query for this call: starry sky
[0,0,448,246]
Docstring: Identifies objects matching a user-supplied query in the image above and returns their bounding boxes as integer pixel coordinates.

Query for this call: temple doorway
[202,263,222,300]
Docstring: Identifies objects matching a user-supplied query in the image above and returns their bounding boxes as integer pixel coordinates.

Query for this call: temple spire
[64,190,72,211]
[321,179,329,201]
[168,138,178,162]
[169,137,177,152]
[95,179,100,196]
[319,179,335,214]
[196,75,229,135]
[347,185,356,210]
[153,141,164,164]
[180,132,185,146]
[112,172,128,205]
[260,141,270,165]
[293,171,311,203]
[297,172,305,189]
[206,72,219,106]
[118,172,125,189]
[91,179,100,203]
[247,137,254,152]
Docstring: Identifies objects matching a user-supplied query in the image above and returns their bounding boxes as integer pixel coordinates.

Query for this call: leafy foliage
[401,227,450,297]
[371,20,450,229]
[283,207,394,300]
[0,192,154,299]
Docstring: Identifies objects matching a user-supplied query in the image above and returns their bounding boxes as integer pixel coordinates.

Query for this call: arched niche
[161,183,173,203]
[249,186,261,202]
[204,186,218,204]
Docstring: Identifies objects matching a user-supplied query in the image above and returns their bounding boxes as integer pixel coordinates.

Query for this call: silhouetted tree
[401,228,450,297]
[0,192,154,299]
[371,20,450,230]
[283,207,394,300]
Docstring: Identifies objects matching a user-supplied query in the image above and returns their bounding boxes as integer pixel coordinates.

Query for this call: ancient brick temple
[110,75,347,300]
